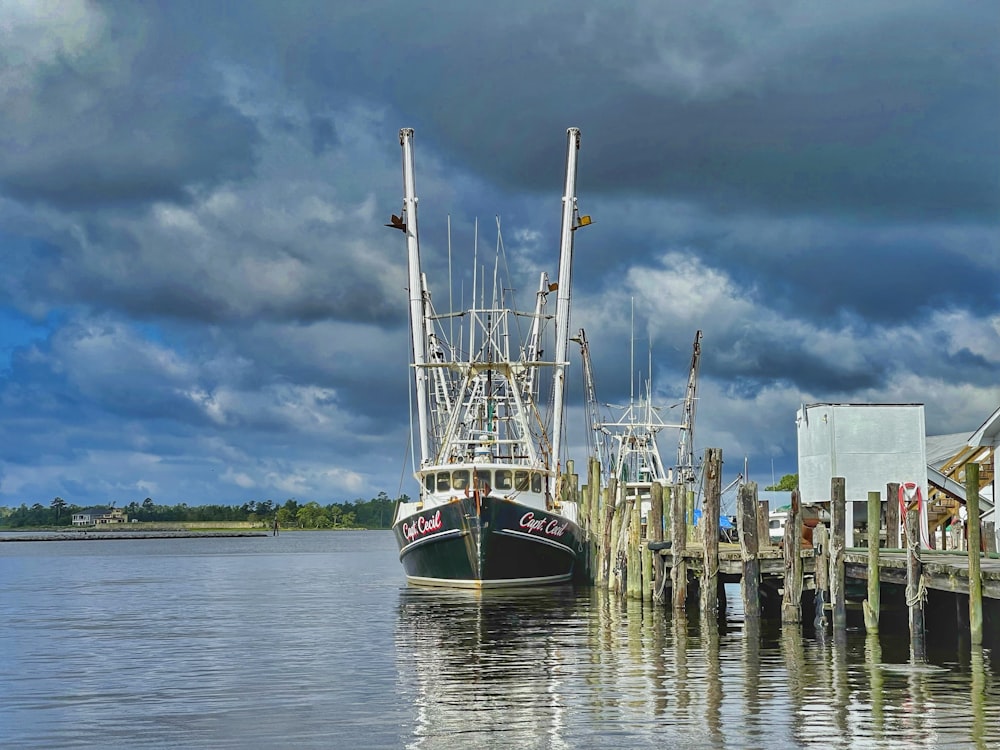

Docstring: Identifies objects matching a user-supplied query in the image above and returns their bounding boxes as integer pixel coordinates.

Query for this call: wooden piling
[585,456,600,581]
[649,482,666,602]
[610,493,626,595]
[863,490,881,634]
[701,448,722,616]
[757,500,771,550]
[671,480,688,609]
[782,488,802,623]
[600,477,617,584]
[966,462,983,646]
[628,493,642,599]
[830,477,847,633]
[905,504,926,660]
[813,522,829,630]
[737,481,761,620]
[886,481,900,549]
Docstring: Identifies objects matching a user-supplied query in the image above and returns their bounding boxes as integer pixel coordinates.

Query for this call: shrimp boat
[390,127,589,588]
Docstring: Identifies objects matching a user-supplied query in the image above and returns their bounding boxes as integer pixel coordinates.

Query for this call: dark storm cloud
[251,1,998,220]
[0,1,260,209]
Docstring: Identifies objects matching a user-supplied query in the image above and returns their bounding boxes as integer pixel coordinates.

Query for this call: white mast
[399,128,431,463]
[550,127,582,479]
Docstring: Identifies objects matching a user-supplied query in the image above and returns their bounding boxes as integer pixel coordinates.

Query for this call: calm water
[1,530,997,749]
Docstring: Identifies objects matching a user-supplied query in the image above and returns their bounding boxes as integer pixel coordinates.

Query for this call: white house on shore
[71,507,128,526]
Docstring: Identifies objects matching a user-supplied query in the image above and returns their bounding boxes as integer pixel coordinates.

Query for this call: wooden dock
[655,545,1000,600]
[567,451,1000,655]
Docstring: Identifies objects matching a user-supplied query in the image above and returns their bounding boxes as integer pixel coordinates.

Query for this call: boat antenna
[448,214,454,351]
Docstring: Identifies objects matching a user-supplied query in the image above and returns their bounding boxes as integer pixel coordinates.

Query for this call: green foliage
[0,492,407,529]
[765,473,799,492]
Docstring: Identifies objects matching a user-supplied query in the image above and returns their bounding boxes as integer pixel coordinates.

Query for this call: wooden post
[590,457,603,581]
[641,530,653,600]
[671,480,688,609]
[650,482,665,603]
[585,457,599,581]
[600,478,617,584]
[863,490,881,634]
[757,500,771,550]
[966,462,983,646]
[701,448,722,616]
[646,482,663,602]
[610,494,627,595]
[905,504,926,660]
[830,477,847,633]
[813,522,829,630]
[781,489,803,623]
[737,481,761,620]
[628,493,642,599]
[886,481,900,548]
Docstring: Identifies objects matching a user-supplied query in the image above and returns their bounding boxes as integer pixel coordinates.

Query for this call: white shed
[797,403,928,546]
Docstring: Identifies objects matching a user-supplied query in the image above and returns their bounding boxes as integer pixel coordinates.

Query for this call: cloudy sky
[1,0,997,509]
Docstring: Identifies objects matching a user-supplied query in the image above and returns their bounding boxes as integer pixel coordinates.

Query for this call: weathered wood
[701,448,722,616]
[600,478,617,584]
[757,500,771,550]
[966,462,983,646]
[671,481,688,609]
[985,522,997,554]
[905,505,926,660]
[782,488,802,623]
[649,481,665,601]
[863,490,881,633]
[611,492,629,595]
[737,481,761,620]
[641,534,653,600]
[813,522,830,630]
[830,477,847,632]
[628,493,642,599]
[886,481,900,549]
[590,457,603,581]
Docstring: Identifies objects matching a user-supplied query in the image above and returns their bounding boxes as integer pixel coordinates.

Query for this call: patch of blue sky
[0,307,53,371]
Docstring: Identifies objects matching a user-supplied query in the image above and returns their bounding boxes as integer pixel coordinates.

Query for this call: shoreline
[0,530,269,542]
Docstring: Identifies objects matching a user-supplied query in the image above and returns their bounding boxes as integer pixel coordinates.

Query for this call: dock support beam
[966,462,983,646]
[671,480,688,609]
[813,522,829,631]
[886,481,900,549]
[781,489,802,623]
[831,477,847,635]
[649,481,665,602]
[864,490,881,634]
[906,504,926,661]
[737,481,761,620]
[701,448,722,617]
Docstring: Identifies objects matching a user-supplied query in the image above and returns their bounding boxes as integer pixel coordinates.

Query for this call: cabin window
[436,473,451,492]
[495,470,513,491]
[424,474,435,492]
[473,469,491,489]
[452,470,470,490]
[514,471,530,491]
[531,473,543,493]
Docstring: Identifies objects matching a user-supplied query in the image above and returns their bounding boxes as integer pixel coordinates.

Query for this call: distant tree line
[764,474,799,492]
[0,492,408,530]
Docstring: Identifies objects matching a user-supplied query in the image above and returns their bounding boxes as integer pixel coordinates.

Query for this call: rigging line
[396,423,413,506]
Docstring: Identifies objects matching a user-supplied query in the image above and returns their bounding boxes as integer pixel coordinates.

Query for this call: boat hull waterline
[393,496,583,589]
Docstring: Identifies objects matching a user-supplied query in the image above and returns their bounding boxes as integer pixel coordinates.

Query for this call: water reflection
[396,586,580,750]
[395,584,1000,750]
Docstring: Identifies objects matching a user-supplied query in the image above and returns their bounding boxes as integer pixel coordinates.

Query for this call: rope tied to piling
[905,573,927,608]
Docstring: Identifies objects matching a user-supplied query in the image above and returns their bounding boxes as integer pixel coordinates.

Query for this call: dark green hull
[393,495,581,588]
